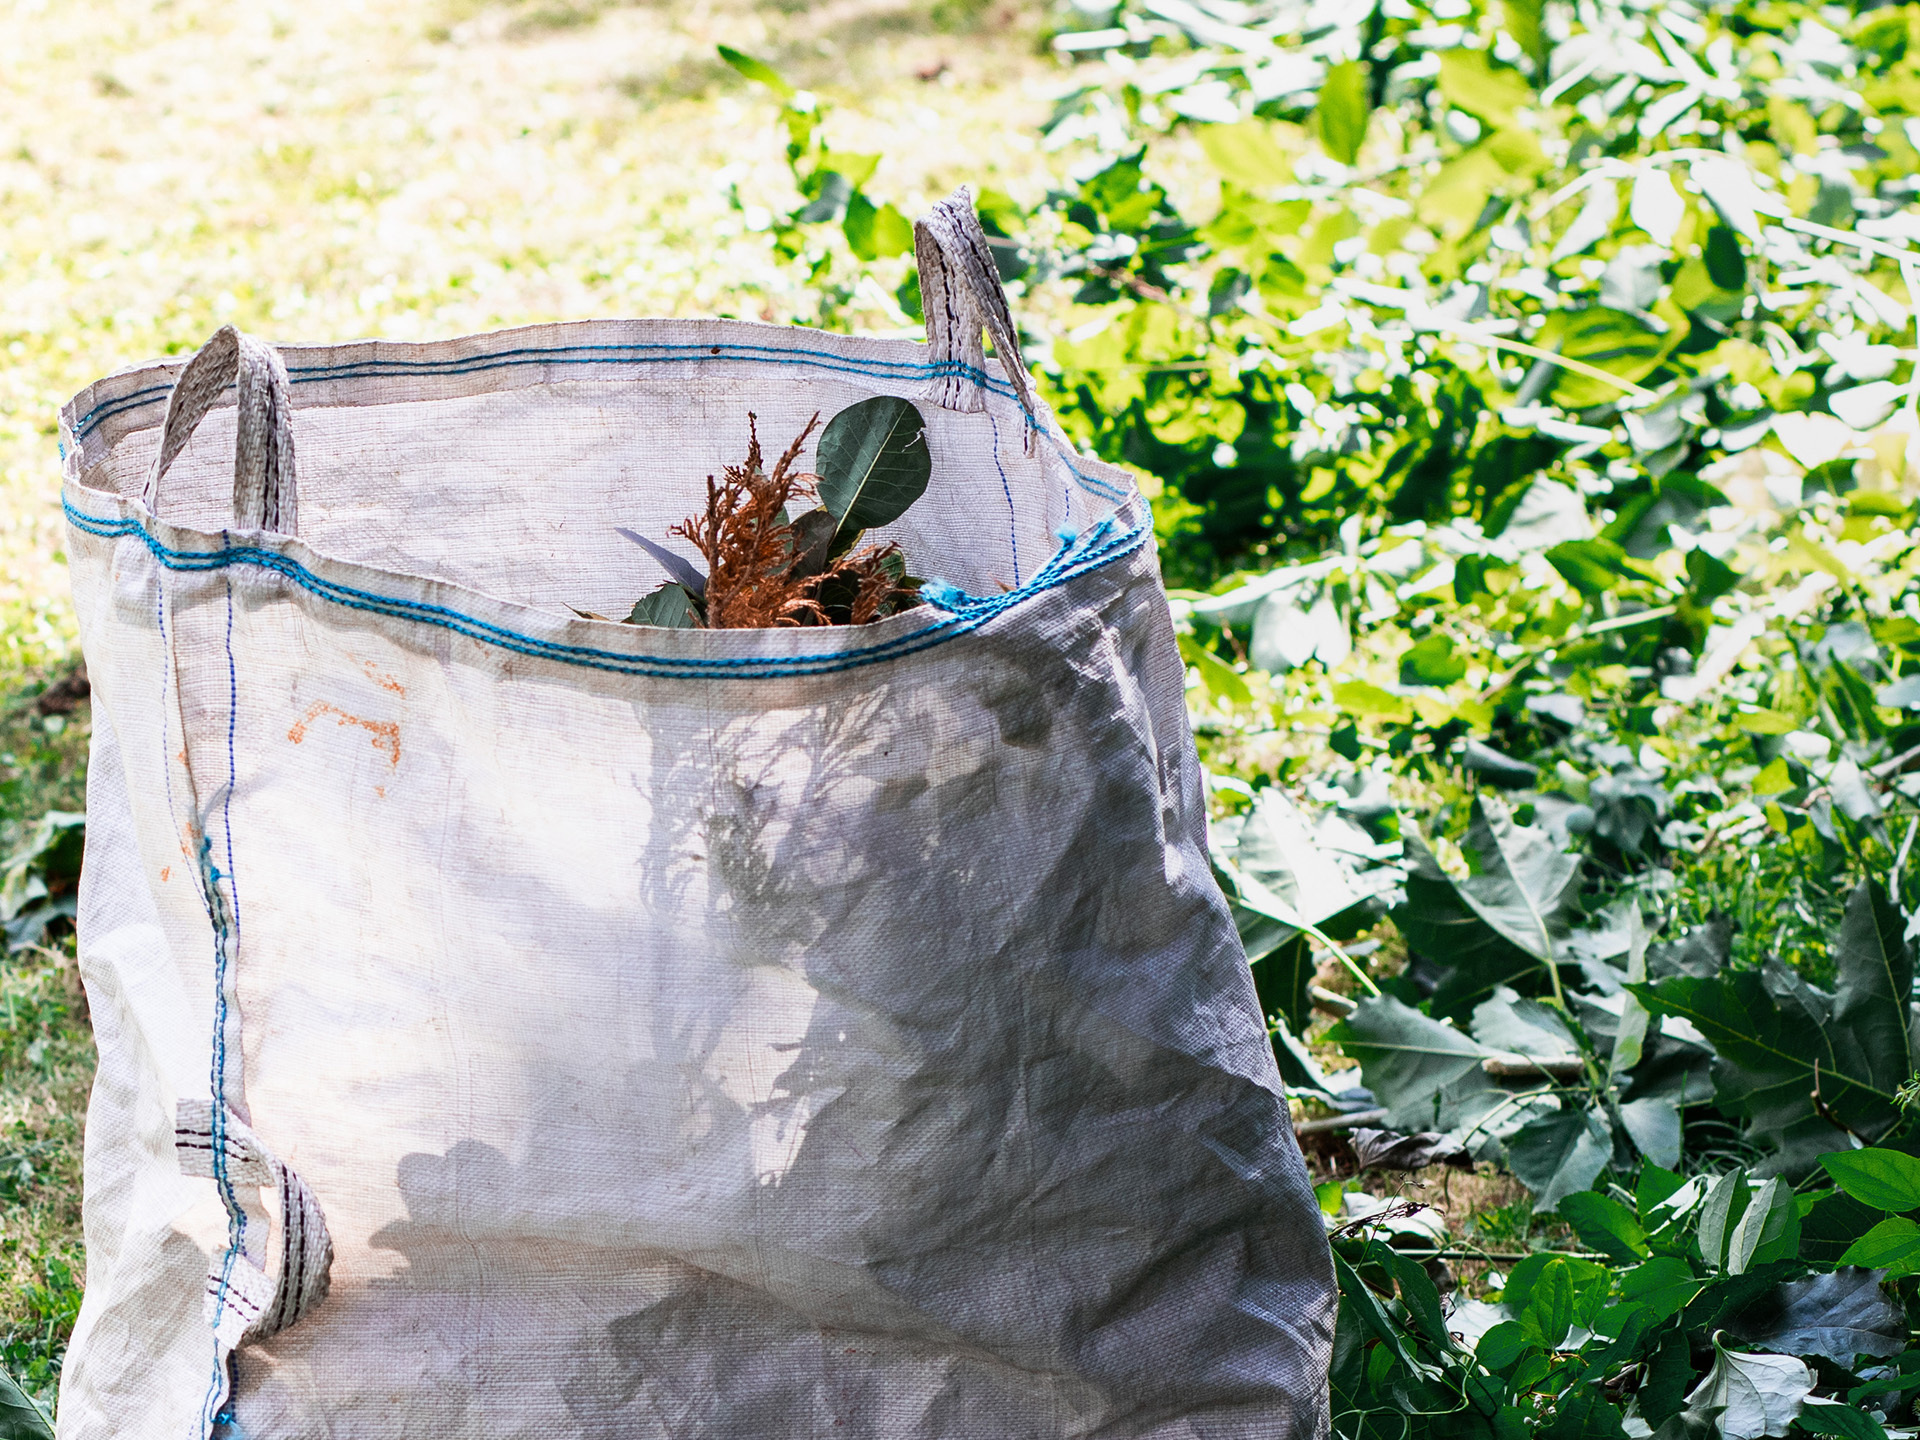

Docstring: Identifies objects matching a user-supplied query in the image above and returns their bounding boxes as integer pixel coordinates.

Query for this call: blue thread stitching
[65,499,1146,679]
[221,563,242,949]
[986,408,1020,588]
[66,345,1130,505]
[72,344,976,437]
[163,577,237,1440]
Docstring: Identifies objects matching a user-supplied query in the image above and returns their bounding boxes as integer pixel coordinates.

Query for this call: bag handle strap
[175,1098,333,1346]
[915,187,1041,441]
[142,324,299,535]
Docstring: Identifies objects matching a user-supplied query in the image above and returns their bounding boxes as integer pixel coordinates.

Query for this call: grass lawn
[0,0,1061,1407]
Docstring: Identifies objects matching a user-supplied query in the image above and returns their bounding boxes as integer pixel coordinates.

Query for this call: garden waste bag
[55,190,1335,1440]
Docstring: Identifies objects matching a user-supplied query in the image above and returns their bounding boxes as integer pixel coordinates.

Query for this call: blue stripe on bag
[66,342,1131,504]
[64,498,1146,680]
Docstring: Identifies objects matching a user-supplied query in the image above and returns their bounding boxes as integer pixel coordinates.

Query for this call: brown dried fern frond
[838,542,919,625]
[672,413,825,629]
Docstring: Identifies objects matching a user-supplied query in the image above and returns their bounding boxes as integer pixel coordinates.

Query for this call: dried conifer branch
[673,412,825,628]
[659,411,923,629]
[845,543,912,625]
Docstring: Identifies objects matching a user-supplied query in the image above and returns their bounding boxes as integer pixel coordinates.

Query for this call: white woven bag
[55,190,1335,1440]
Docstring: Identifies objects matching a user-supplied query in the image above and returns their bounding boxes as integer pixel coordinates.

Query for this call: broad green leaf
[1821,1147,1920,1213]
[1471,987,1578,1058]
[1724,1176,1797,1275]
[1686,546,1741,601]
[1314,61,1370,166]
[0,1371,50,1440]
[1541,1387,1627,1440]
[1558,1190,1648,1261]
[1269,1013,1330,1096]
[1331,1250,1420,1372]
[785,507,837,580]
[1246,930,1312,1035]
[1381,1246,1453,1351]
[1332,679,1412,722]
[1641,1330,1694,1428]
[1394,828,1545,1020]
[1497,477,1591,551]
[1537,307,1676,408]
[1830,880,1914,1105]
[814,150,880,190]
[1400,633,1467,686]
[1636,1164,1686,1219]
[1699,1168,1752,1271]
[625,582,700,628]
[1328,993,1502,1135]
[1725,1268,1905,1365]
[1838,1216,1920,1276]
[1610,906,1651,1080]
[1501,0,1547,71]
[1633,884,1912,1172]
[1476,1319,1532,1369]
[1546,538,1634,597]
[1877,674,1920,709]
[616,526,708,596]
[1418,146,1506,231]
[1801,1188,1889,1265]
[1502,1250,1606,1321]
[1617,1256,1702,1324]
[1683,1339,1812,1440]
[1618,1096,1682,1171]
[1752,757,1793,795]
[1219,790,1379,1032]
[1178,634,1251,708]
[1631,167,1686,245]
[815,396,932,546]
[1438,49,1533,129]
[843,193,914,261]
[1846,1353,1920,1406]
[1462,740,1539,788]
[1455,796,1582,968]
[1198,120,1293,189]
[1520,1256,1576,1348]
[1507,1105,1611,1212]
[1798,1398,1890,1440]
[716,45,794,98]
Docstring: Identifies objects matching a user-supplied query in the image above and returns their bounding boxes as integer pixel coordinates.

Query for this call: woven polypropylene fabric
[55,220,1334,1439]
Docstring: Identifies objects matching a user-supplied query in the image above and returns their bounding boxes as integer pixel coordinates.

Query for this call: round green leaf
[815,396,932,546]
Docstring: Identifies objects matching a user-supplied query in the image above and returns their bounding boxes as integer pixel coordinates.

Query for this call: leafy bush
[725,0,1920,1430]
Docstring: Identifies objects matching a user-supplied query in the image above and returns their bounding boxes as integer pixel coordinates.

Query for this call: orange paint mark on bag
[361,660,406,696]
[289,701,400,767]
[160,867,170,882]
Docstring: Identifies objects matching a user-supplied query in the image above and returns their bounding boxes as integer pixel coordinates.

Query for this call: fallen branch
[1296,1107,1389,1134]
[1480,1052,1587,1081]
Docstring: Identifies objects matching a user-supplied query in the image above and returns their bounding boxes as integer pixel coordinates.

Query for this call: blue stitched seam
[65,346,1130,504]
[199,568,250,1436]
[161,582,230,1440]
[70,347,974,437]
[66,498,1146,679]
[986,408,1021,588]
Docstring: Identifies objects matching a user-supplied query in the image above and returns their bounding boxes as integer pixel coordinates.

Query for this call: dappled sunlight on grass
[0,0,1057,655]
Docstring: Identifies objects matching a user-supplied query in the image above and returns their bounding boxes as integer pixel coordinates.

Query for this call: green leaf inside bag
[815,396,932,552]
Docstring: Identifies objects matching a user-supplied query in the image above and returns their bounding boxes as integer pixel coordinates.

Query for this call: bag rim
[62,480,1151,680]
[60,318,1123,507]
